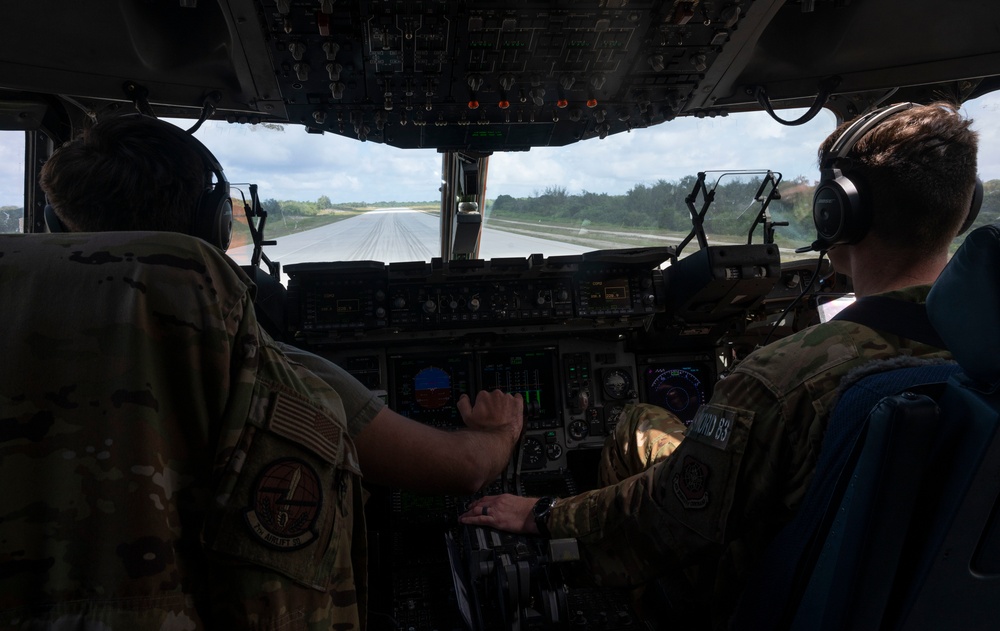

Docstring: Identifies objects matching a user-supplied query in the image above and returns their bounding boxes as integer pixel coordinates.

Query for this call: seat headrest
[927,223,1000,388]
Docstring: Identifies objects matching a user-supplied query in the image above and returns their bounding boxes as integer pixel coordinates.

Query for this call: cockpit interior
[3,1,1000,629]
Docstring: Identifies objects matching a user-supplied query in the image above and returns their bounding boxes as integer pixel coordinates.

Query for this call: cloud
[1,97,998,208]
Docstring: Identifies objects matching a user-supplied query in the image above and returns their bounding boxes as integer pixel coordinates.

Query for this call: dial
[546,443,563,461]
[602,367,633,400]
[522,437,544,467]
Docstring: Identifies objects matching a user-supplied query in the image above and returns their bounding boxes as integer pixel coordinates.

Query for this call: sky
[2,92,999,208]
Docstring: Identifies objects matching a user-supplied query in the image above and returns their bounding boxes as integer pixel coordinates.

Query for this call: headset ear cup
[959,176,983,236]
[193,183,233,250]
[812,173,868,246]
[44,204,65,233]
[218,197,233,250]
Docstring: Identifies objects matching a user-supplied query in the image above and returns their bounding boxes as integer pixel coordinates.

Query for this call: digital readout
[586,279,630,309]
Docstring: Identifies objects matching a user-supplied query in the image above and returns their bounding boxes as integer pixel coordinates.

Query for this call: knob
[423,299,437,314]
[568,420,589,441]
[468,298,481,312]
[392,297,406,309]
[288,41,306,61]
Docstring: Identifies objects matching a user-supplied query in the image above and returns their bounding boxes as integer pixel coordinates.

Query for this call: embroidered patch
[687,404,740,450]
[672,455,710,509]
[245,458,322,550]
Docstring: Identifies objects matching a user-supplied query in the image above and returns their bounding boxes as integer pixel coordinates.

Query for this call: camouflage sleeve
[276,342,386,440]
[548,371,783,588]
[597,403,689,486]
[200,336,368,630]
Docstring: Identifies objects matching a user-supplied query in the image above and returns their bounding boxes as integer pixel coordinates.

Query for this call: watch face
[534,496,554,518]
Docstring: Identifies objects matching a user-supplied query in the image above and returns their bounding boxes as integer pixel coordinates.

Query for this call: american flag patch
[269,393,342,463]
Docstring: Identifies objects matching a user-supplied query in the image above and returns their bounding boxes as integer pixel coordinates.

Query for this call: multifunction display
[479,349,559,429]
[640,363,712,426]
[390,353,474,428]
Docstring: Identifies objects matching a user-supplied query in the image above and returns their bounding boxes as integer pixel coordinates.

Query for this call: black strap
[832,295,946,350]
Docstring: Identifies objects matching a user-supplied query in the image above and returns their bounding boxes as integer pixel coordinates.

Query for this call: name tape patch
[687,404,742,451]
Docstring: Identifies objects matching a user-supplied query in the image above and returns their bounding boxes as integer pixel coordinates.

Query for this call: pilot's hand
[459,494,538,534]
[457,390,524,446]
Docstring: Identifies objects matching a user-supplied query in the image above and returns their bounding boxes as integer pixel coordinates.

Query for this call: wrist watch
[533,496,557,538]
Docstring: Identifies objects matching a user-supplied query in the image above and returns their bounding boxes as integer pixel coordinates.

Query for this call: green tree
[0,205,23,233]
[262,198,284,221]
[317,195,332,210]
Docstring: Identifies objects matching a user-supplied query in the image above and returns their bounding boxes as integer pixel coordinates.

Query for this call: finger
[458,513,488,525]
[456,393,472,417]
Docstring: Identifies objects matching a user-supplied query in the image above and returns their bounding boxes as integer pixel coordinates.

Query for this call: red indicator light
[468,100,480,109]
[556,98,569,108]
[498,100,510,109]
[586,98,598,108]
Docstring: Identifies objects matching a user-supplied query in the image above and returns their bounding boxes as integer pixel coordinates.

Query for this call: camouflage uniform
[548,286,951,629]
[0,232,368,630]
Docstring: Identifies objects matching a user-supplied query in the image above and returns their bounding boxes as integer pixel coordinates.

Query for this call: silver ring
[481,506,489,516]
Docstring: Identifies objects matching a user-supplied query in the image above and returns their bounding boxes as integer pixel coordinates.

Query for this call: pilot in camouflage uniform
[0,231,375,630]
[548,285,950,629]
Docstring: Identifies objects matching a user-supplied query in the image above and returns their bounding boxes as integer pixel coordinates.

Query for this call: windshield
[3,95,999,265]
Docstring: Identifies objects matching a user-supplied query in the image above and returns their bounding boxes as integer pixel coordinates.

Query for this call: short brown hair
[40,115,208,233]
[817,102,979,251]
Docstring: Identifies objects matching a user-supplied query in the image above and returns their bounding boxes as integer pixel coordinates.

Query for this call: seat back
[0,231,257,616]
[891,222,1000,630]
[732,223,1000,630]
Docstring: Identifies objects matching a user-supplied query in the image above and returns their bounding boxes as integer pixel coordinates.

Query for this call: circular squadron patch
[672,455,710,509]
[245,458,322,550]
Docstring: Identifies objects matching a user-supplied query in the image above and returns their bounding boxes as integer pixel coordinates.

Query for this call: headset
[803,102,982,253]
[45,115,234,251]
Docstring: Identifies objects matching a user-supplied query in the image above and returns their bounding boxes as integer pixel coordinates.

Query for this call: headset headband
[823,102,917,168]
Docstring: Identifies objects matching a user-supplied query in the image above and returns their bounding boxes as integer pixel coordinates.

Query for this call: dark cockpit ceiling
[2,0,1000,149]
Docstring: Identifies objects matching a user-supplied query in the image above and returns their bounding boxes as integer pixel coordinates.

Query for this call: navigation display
[640,362,713,426]
[479,348,559,428]
[390,352,474,428]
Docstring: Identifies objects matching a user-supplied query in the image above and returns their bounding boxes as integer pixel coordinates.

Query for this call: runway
[228,207,592,270]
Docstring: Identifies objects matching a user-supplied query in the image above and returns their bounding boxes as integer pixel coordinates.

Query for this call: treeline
[491,177,1000,244]
[259,195,354,219]
[0,195,424,232]
[6,179,1000,238]
[259,195,434,219]
[0,206,21,232]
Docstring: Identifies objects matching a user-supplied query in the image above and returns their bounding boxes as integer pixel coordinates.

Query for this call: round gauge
[647,368,707,426]
[522,437,544,467]
[602,368,633,400]
[546,443,563,461]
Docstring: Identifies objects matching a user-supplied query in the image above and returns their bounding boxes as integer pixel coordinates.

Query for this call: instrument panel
[284,247,669,344]
[278,245,774,630]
